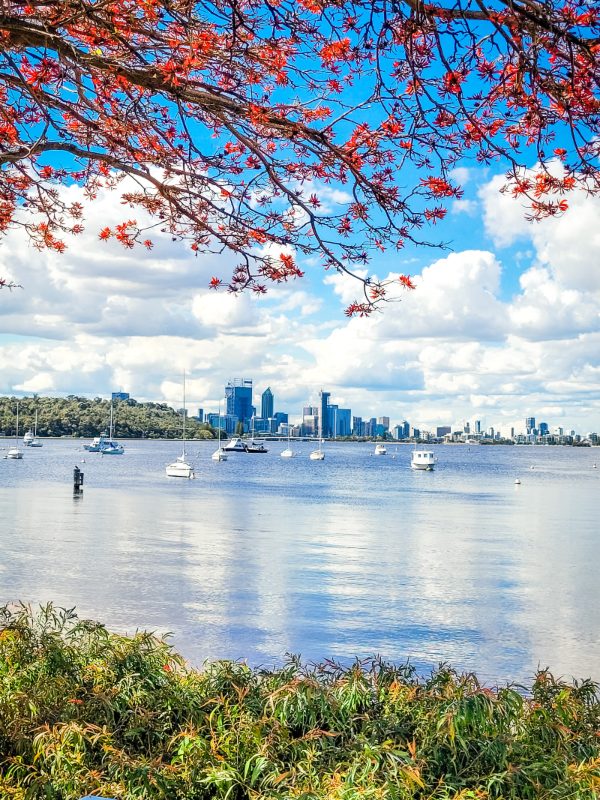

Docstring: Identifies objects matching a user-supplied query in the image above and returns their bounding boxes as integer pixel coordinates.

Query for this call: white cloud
[0,170,599,434]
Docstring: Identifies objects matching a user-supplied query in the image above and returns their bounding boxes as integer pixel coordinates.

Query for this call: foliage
[1,1,599,313]
[0,604,598,799]
[0,395,216,439]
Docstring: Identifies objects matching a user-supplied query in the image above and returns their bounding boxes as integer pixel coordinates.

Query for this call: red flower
[399,274,416,289]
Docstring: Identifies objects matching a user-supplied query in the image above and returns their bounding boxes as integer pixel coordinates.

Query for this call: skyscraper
[261,387,274,420]
[319,389,331,438]
[225,379,253,427]
[526,416,536,434]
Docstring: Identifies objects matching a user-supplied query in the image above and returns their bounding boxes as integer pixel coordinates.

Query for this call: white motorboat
[223,436,248,452]
[166,372,194,478]
[23,428,34,446]
[411,448,436,470]
[5,403,23,459]
[211,402,228,461]
[374,443,387,455]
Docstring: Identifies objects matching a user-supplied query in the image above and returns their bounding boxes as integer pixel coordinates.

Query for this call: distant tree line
[0,396,217,440]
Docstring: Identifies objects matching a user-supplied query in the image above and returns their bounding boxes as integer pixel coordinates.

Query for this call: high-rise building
[378,416,390,431]
[197,408,204,422]
[352,416,363,437]
[112,391,130,401]
[225,379,253,427]
[526,416,536,434]
[261,387,274,420]
[539,422,549,436]
[436,426,451,437]
[319,389,331,438]
[475,420,481,434]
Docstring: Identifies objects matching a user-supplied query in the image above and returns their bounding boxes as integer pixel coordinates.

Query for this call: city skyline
[1,168,599,433]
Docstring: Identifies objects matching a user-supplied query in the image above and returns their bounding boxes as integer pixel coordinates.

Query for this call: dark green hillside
[0,395,216,440]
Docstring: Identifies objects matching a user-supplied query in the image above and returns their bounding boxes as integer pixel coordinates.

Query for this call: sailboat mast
[182,370,187,458]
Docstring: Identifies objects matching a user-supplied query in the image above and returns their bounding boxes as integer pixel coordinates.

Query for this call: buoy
[515,478,521,485]
[593,464,597,469]
[530,465,534,469]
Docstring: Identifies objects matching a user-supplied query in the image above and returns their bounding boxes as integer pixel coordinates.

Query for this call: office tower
[319,389,331,438]
[539,422,549,435]
[436,426,451,437]
[225,379,253,426]
[526,416,536,434]
[352,416,363,436]
[378,416,390,431]
[261,387,274,420]
[475,420,481,434]
[112,391,130,401]
[337,409,351,437]
[197,408,204,422]
[464,421,470,434]
[401,420,410,439]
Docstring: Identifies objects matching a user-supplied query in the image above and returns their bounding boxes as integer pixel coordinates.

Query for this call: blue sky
[0,159,599,436]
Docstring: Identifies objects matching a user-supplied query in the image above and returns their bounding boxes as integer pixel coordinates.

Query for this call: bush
[1,604,598,799]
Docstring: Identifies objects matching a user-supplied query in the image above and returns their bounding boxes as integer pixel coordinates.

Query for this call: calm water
[1,439,598,685]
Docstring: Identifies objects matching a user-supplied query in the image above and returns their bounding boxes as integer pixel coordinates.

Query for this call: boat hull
[166,461,194,478]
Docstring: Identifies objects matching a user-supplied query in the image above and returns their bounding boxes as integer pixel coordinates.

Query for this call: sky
[0,163,599,436]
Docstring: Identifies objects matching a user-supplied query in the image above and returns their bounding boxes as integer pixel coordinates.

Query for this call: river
[1,439,598,685]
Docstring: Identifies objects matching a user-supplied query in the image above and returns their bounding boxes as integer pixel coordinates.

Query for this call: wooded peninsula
[0,396,216,440]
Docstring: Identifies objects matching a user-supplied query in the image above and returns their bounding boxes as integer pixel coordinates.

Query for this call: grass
[0,604,598,799]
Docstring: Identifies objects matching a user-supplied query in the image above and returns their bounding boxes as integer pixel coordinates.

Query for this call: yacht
[29,411,43,447]
[84,404,124,454]
[374,443,387,455]
[310,417,325,460]
[411,448,436,470]
[281,428,295,458]
[166,372,194,478]
[5,403,23,459]
[23,428,35,446]
[223,436,248,452]
[211,403,228,461]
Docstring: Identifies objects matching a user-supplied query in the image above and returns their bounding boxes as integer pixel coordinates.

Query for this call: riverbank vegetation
[0,396,216,440]
[1,605,598,799]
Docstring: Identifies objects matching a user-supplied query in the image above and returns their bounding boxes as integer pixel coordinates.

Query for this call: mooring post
[73,465,84,494]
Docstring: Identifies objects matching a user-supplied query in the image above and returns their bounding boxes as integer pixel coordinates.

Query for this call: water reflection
[0,440,598,683]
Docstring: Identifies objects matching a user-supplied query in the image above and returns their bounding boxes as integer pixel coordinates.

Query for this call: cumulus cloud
[1,168,599,433]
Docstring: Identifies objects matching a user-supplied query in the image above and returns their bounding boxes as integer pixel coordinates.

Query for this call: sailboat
[310,415,325,461]
[29,410,43,447]
[166,373,194,478]
[100,404,124,455]
[84,403,123,454]
[211,402,228,461]
[280,425,295,458]
[6,402,24,459]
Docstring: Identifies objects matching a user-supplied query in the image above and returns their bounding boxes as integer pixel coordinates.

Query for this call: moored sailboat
[5,402,24,459]
[166,373,194,478]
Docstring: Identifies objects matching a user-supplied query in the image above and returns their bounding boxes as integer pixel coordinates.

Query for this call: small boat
[29,411,43,447]
[246,441,268,453]
[23,428,34,446]
[223,436,248,452]
[411,447,436,470]
[211,402,228,461]
[5,403,23,459]
[246,417,268,453]
[166,372,194,478]
[374,443,387,455]
[281,428,295,458]
[84,404,124,454]
[310,417,325,460]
